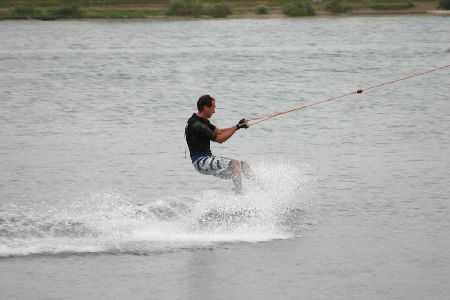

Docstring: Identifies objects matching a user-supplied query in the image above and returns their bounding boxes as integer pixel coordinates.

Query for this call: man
[185,95,251,193]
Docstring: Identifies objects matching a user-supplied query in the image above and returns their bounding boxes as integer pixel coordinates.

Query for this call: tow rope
[247,64,450,127]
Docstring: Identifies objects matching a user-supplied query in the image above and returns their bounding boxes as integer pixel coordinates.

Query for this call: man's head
[197,95,216,118]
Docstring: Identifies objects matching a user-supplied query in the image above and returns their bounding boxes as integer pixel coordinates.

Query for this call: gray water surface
[1,16,449,299]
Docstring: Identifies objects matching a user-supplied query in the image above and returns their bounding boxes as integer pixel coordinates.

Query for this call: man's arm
[214,126,238,144]
[213,120,248,144]
[214,126,237,136]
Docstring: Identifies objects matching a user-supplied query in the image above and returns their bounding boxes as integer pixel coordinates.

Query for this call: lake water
[0,16,449,299]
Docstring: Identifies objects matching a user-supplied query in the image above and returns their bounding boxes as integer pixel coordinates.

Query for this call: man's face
[205,100,216,118]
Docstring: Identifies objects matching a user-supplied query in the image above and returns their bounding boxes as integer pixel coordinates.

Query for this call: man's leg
[240,161,253,179]
[231,160,243,193]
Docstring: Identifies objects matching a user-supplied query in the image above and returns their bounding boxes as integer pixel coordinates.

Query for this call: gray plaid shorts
[193,155,233,179]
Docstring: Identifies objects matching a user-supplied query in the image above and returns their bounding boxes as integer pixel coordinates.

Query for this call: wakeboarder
[185,95,251,193]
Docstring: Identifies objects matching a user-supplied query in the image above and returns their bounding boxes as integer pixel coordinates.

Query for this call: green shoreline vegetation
[0,0,447,20]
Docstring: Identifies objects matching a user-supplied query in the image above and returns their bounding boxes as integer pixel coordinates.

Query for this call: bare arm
[213,119,248,144]
[214,126,238,143]
[214,126,237,135]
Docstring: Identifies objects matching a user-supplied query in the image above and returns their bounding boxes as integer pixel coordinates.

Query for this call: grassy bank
[0,0,445,20]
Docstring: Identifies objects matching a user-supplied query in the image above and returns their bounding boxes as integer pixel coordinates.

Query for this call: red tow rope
[247,64,450,127]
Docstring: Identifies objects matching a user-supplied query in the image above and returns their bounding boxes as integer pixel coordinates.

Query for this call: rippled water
[1,17,449,299]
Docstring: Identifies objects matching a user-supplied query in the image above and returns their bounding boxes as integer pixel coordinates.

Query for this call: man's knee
[231,160,251,170]
[231,160,241,170]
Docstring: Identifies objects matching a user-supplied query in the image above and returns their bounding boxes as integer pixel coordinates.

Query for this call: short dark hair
[197,95,215,112]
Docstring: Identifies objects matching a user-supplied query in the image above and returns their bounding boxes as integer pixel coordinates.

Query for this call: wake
[0,161,311,257]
